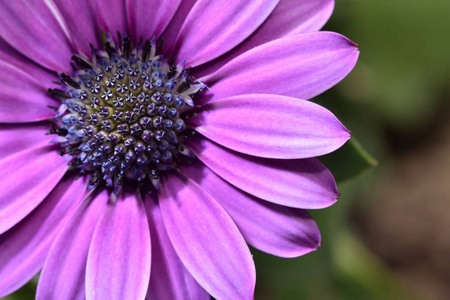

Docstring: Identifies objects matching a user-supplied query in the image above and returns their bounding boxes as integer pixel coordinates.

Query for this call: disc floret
[48,33,205,194]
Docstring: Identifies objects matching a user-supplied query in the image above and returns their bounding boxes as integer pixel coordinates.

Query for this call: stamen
[105,42,116,59]
[123,37,132,59]
[60,73,80,89]
[71,55,92,69]
[157,38,164,51]
[117,32,123,51]
[177,81,191,93]
[47,88,70,99]
[142,39,152,62]
[49,34,205,192]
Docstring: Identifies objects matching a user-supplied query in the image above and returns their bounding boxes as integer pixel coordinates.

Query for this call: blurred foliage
[332,0,450,133]
[252,0,450,299]
[319,138,377,183]
[3,275,39,300]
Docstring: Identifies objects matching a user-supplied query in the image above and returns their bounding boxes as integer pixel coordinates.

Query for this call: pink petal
[86,192,151,300]
[0,1,74,72]
[182,161,321,258]
[0,37,26,66]
[194,0,335,77]
[0,175,87,297]
[240,0,335,48]
[186,135,338,209]
[201,32,359,100]
[0,37,59,124]
[0,37,58,82]
[36,190,109,300]
[145,193,209,300]
[0,146,68,234]
[0,123,53,158]
[126,0,182,44]
[94,0,129,37]
[172,0,279,67]
[189,94,350,159]
[160,0,197,55]
[160,174,256,300]
[53,0,102,56]
[0,60,59,123]
[273,0,334,33]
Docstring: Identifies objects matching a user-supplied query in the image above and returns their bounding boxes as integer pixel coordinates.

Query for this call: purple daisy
[0,0,359,299]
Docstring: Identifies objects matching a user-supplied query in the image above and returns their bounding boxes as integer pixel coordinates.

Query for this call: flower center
[48,33,205,194]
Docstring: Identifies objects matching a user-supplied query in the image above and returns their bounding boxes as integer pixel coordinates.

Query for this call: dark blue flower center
[48,34,205,194]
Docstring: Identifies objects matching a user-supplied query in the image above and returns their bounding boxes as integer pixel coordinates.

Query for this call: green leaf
[3,274,39,300]
[318,138,377,182]
[101,31,107,45]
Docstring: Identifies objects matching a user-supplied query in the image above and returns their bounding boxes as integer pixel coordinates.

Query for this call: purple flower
[0,0,358,299]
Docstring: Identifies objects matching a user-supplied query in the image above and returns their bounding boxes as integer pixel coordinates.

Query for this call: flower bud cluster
[49,34,205,193]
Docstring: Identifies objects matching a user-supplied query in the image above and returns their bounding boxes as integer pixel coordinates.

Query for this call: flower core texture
[48,35,205,193]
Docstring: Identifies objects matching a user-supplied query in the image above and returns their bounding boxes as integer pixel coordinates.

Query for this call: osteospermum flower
[0,0,358,299]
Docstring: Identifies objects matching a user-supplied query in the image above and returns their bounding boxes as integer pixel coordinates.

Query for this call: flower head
[0,0,358,299]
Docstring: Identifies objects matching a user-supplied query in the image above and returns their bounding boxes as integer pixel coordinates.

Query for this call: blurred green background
[252,0,450,300]
[5,0,450,299]
[252,0,450,299]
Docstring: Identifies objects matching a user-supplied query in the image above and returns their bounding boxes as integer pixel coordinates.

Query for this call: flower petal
[126,0,182,44]
[86,192,151,300]
[0,0,74,71]
[94,0,129,37]
[172,0,279,67]
[201,32,359,100]
[0,123,53,158]
[160,174,256,300]
[160,0,197,54]
[189,94,350,159]
[0,37,60,124]
[53,0,102,55]
[0,175,87,297]
[186,135,338,209]
[0,60,59,123]
[36,190,109,300]
[0,146,68,234]
[182,161,321,258]
[0,37,26,66]
[0,37,58,81]
[194,0,335,77]
[271,0,334,33]
[145,194,209,300]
